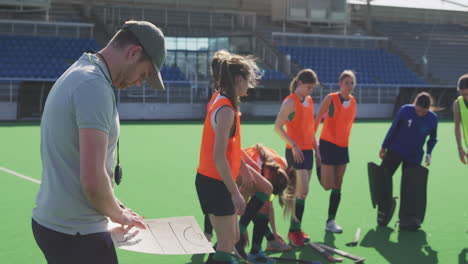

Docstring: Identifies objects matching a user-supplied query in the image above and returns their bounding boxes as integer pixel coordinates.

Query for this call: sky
[347,0,468,12]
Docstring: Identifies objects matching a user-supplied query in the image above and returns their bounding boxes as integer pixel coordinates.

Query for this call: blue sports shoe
[230,255,239,264]
[247,250,276,264]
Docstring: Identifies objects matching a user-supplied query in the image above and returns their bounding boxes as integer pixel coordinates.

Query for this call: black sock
[239,192,269,234]
[296,198,305,223]
[208,261,230,264]
[265,227,275,242]
[206,243,217,263]
[327,189,341,222]
[290,198,305,232]
[204,214,213,235]
[251,213,269,254]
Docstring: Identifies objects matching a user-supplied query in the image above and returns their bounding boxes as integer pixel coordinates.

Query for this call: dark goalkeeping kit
[367,162,429,230]
[399,165,428,230]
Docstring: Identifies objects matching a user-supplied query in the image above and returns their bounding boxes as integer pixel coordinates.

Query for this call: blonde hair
[210,50,231,90]
[280,168,297,221]
[216,53,261,110]
[289,69,319,93]
[339,70,356,85]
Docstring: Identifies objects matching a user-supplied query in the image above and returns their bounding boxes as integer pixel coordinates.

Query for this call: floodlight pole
[366,0,373,32]
[442,0,468,9]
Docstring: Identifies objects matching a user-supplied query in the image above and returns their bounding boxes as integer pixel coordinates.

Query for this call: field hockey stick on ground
[308,242,343,263]
[316,243,365,263]
[271,257,321,264]
[345,227,361,247]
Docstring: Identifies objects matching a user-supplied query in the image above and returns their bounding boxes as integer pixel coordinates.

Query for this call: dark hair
[414,92,432,109]
[255,144,289,195]
[458,74,468,91]
[253,143,295,218]
[268,165,289,195]
[217,54,260,110]
[109,29,151,62]
[289,69,319,93]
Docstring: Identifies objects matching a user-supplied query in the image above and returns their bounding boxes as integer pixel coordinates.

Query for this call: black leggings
[379,150,418,213]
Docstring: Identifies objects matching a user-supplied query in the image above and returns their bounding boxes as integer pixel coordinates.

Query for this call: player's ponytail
[414,92,444,112]
[280,168,297,221]
[289,69,319,93]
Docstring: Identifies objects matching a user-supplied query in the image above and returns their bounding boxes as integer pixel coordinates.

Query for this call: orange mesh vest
[320,92,356,148]
[206,91,220,111]
[244,146,287,172]
[284,94,315,150]
[197,96,241,181]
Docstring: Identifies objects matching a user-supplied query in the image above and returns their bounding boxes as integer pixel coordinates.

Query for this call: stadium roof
[347,0,468,12]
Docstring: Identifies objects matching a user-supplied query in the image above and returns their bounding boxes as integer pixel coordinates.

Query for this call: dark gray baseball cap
[122,20,166,89]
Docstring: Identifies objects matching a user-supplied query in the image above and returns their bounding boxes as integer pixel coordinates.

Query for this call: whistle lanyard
[87,53,122,184]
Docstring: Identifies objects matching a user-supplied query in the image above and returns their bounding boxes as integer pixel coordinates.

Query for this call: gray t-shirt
[33,53,119,235]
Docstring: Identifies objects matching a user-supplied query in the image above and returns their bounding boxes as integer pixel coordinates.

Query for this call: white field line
[0,167,41,184]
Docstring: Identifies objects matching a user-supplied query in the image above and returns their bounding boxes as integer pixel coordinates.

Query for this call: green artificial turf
[0,121,467,264]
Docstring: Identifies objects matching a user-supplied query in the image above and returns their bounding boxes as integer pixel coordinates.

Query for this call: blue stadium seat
[0,35,103,80]
[278,45,425,85]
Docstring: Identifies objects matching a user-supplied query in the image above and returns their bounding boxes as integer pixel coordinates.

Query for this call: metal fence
[94,5,257,32]
[0,81,20,102]
[0,79,211,104]
[272,32,389,49]
[116,81,210,104]
[0,19,94,38]
[1,78,450,105]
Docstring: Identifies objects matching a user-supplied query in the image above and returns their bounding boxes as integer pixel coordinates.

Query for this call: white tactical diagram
[109,216,214,255]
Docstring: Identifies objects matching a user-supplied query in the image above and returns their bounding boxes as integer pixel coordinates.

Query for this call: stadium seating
[0,35,185,81]
[160,66,186,81]
[0,35,99,79]
[374,21,468,84]
[262,69,288,80]
[278,46,425,84]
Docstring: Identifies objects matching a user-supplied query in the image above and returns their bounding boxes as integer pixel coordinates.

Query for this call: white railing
[116,81,210,104]
[0,19,94,38]
[0,78,453,105]
[0,0,50,10]
[95,5,256,32]
[272,32,389,49]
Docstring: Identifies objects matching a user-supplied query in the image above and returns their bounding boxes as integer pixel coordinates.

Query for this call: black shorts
[319,139,349,165]
[32,219,118,264]
[285,148,314,170]
[195,173,235,216]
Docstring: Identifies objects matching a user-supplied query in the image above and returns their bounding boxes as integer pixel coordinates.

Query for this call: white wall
[356,103,393,119]
[118,103,206,120]
[351,3,468,24]
[0,102,394,120]
[117,102,394,120]
[242,102,394,119]
[0,103,17,120]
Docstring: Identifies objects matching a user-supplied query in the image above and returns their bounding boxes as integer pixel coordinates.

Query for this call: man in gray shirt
[32,20,166,264]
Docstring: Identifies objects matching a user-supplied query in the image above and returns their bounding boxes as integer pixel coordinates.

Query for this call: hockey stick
[316,243,365,263]
[271,257,321,264]
[346,227,361,247]
[308,242,343,263]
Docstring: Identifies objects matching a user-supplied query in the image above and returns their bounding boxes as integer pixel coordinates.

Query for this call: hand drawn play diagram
[109,216,214,255]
